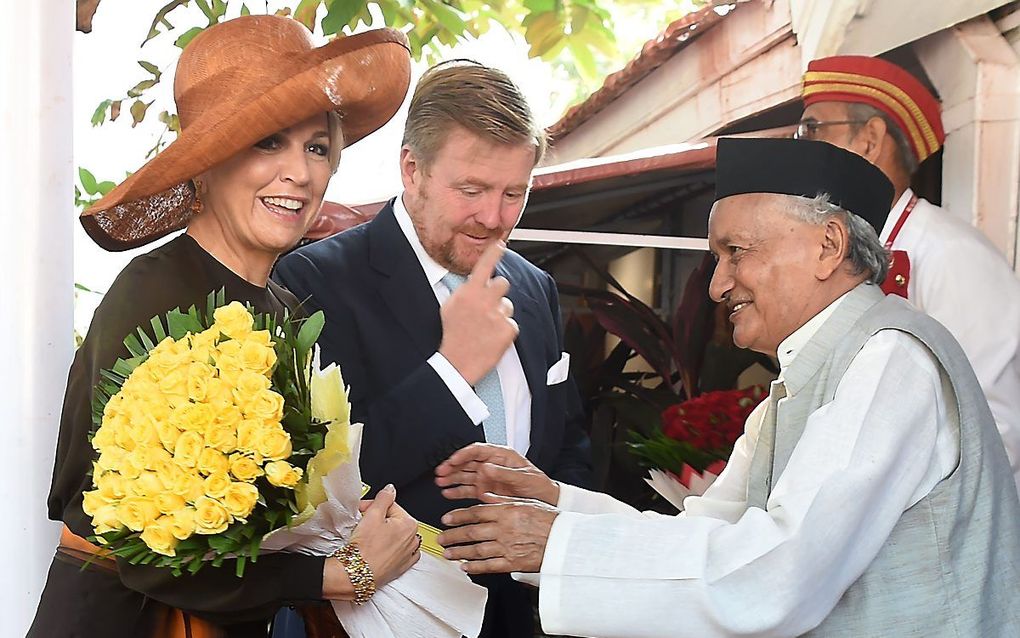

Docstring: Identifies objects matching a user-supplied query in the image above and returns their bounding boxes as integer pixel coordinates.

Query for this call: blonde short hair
[402,60,547,169]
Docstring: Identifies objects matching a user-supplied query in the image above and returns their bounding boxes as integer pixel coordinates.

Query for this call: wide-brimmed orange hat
[82,14,411,251]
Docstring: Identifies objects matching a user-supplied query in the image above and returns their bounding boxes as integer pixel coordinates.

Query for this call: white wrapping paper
[261,423,487,637]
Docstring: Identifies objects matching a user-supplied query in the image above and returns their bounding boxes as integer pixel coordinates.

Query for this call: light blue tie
[442,273,507,445]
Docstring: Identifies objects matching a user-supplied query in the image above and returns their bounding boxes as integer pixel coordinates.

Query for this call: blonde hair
[327,110,344,173]
[402,60,547,169]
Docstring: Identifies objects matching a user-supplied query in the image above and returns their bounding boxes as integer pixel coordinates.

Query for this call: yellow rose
[129,471,165,498]
[186,362,216,402]
[173,431,205,468]
[103,393,127,418]
[216,358,244,387]
[203,471,232,499]
[128,422,161,450]
[205,423,238,454]
[216,339,242,359]
[221,481,259,520]
[193,496,231,535]
[82,489,110,516]
[228,453,263,482]
[197,447,230,476]
[168,506,197,540]
[91,504,124,534]
[140,447,173,470]
[247,389,285,423]
[204,377,235,409]
[176,403,216,434]
[245,330,273,347]
[214,403,243,429]
[213,302,254,338]
[155,492,187,515]
[255,425,292,462]
[119,451,145,479]
[112,423,138,452]
[116,496,160,532]
[143,401,173,427]
[264,460,303,489]
[91,424,117,452]
[158,368,188,402]
[140,517,178,557]
[96,446,127,473]
[169,471,206,504]
[156,421,182,453]
[96,472,127,501]
[232,370,271,406]
[236,419,262,454]
[149,335,179,357]
[123,371,162,399]
[153,459,181,490]
[239,339,277,375]
[188,329,219,364]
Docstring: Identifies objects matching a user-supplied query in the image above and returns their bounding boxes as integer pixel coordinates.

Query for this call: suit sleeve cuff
[427,352,490,425]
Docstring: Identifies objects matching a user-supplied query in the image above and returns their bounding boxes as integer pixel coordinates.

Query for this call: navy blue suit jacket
[274,203,592,527]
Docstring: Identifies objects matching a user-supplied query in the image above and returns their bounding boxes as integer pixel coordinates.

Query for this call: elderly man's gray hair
[788,193,890,285]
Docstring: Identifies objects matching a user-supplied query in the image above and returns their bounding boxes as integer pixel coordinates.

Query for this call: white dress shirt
[882,189,1020,496]
[528,292,959,638]
[393,195,533,455]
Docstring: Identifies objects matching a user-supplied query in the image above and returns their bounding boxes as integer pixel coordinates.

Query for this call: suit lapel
[367,204,443,357]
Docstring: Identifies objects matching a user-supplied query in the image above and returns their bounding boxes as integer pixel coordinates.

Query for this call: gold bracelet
[331,542,376,605]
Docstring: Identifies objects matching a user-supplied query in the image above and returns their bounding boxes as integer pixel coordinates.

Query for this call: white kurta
[881,189,1020,496]
[526,294,959,638]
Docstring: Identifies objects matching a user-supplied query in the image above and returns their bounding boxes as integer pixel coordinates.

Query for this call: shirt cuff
[556,483,642,516]
[427,352,490,425]
[536,511,580,633]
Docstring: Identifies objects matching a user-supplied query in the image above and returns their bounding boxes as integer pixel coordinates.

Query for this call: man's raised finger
[466,240,505,288]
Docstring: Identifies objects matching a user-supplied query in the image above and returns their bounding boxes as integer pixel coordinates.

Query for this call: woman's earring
[191,179,203,215]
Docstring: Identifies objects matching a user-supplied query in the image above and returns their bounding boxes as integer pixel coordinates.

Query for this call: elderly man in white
[434,138,1020,637]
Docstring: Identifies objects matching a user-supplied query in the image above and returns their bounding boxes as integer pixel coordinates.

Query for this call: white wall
[0,0,73,634]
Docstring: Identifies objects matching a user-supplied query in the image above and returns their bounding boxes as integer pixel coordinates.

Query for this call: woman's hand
[353,484,421,588]
[434,443,560,506]
[322,484,421,600]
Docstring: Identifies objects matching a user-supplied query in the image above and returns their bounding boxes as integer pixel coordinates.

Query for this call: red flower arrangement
[630,385,766,477]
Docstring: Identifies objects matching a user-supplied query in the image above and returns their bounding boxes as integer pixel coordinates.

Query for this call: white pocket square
[546,352,570,385]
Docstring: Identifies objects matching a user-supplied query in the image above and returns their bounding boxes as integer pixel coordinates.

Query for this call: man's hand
[438,241,518,385]
[437,492,558,574]
[435,442,560,505]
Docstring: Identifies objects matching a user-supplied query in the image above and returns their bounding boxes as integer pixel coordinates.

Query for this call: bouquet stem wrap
[260,363,487,638]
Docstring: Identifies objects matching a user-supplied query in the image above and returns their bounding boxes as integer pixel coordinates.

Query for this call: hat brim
[82,27,410,252]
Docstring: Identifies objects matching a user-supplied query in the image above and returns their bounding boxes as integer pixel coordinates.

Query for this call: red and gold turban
[803,55,945,163]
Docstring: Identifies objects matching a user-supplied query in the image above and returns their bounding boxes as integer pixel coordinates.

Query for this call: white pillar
[0,0,73,633]
[914,16,1020,268]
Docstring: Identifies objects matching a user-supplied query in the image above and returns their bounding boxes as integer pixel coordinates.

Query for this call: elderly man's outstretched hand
[435,443,560,506]
[437,492,558,574]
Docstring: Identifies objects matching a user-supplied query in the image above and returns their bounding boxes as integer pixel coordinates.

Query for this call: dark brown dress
[29,234,325,638]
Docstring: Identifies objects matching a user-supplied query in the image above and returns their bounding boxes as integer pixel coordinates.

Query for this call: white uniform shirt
[882,189,1020,496]
[392,195,533,455]
[526,292,958,638]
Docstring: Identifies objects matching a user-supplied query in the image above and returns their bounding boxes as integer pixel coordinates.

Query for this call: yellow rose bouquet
[83,290,346,576]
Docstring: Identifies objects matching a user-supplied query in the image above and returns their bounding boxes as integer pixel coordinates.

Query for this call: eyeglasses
[793,119,866,141]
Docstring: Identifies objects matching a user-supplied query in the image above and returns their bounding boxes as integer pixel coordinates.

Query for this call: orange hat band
[804,70,941,162]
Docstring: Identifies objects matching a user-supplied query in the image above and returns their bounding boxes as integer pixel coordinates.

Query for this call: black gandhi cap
[714,137,895,232]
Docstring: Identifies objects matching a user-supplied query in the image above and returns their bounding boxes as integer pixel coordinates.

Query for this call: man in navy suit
[274,60,592,637]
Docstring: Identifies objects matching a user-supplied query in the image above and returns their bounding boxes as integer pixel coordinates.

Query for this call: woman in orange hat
[30,14,415,638]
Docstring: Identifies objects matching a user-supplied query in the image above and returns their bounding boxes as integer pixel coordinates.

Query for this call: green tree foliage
[83,0,703,160]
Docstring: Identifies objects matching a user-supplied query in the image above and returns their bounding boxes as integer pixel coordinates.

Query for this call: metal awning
[307,139,722,255]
